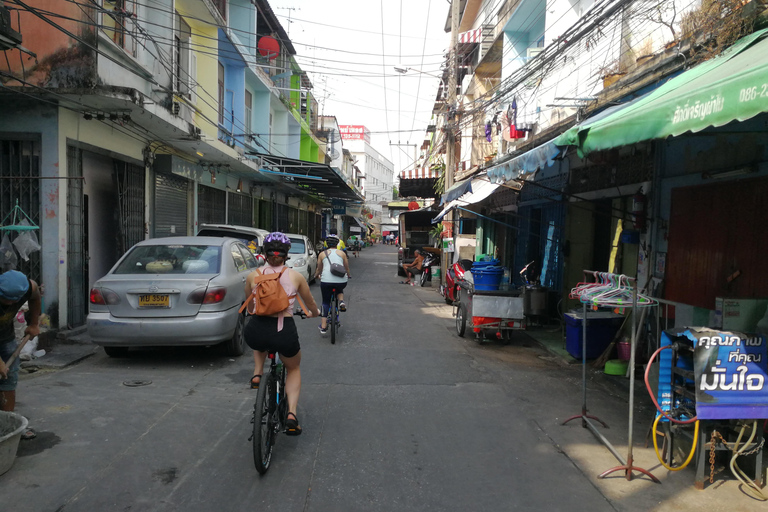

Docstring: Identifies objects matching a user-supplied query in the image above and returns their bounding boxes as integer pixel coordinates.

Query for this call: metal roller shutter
[155,173,189,237]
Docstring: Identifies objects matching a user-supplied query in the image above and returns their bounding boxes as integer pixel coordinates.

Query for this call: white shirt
[320,249,348,284]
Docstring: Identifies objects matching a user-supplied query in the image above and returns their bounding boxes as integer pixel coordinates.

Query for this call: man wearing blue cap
[0,270,41,439]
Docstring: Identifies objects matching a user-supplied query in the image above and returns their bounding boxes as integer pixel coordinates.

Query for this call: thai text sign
[693,329,768,419]
[339,125,370,143]
[659,329,768,420]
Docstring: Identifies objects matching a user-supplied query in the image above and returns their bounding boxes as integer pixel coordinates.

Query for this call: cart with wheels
[455,281,526,341]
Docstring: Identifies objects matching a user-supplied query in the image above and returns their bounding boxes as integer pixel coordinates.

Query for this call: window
[238,245,258,269]
[103,0,137,56]
[175,14,192,94]
[218,63,225,125]
[230,244,247,272]
[245,90,253,141]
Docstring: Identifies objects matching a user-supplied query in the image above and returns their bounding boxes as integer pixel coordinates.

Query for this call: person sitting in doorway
[401,250,424,285]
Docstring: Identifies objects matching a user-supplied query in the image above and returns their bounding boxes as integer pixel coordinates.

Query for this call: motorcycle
[416,251,439,287]
[440,259,474,304]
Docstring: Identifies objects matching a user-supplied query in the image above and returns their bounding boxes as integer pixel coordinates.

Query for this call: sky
[269,0,451,179]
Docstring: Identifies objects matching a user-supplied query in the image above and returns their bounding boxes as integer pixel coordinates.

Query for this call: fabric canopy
[486,141,561,184]
[441,179,473,204]
[555,28,768,156]
[433,178,499,223]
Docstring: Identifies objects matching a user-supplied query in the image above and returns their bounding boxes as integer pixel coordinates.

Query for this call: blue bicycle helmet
[263,232,291,257]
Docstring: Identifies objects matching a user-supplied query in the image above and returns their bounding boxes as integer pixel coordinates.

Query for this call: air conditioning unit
[526,47,543,60]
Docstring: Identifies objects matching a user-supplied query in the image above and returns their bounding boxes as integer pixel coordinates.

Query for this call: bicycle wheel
[330,294,337,344]
[253,372,277,474]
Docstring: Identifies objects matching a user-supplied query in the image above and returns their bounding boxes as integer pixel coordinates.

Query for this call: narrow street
[0,244,762,511]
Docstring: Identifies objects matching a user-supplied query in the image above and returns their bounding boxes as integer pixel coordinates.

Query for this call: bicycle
[250,312,305,475]
[326,286,341,344]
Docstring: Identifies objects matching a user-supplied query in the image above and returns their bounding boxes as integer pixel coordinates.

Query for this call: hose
[729,421,768,501]
[644,345,698,424]
[652,413,699,471]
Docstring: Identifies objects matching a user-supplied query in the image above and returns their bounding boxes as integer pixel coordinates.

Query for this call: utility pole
[440,0,460,285]
[445,0,459,193]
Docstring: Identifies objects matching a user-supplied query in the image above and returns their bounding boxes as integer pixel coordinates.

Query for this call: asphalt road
[2,244,765,511]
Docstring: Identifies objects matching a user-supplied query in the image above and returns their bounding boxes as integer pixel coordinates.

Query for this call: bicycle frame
[252,351,287,474]
[327,287,341,344]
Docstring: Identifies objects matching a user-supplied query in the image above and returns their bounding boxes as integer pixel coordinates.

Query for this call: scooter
[417,252,439,287]
[440,259,474,304]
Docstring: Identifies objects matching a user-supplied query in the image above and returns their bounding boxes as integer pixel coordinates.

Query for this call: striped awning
[458,27,482,44]
[400,167,440,180]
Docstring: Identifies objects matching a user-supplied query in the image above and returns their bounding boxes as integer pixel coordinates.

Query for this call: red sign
[339,125,371,143]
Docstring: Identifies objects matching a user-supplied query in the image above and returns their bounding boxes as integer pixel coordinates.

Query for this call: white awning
[433,177,498,223]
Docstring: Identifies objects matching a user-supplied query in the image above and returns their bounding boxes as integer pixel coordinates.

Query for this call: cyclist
[323,230,346,252]
[314,233,351,334]
[244,232,320,436]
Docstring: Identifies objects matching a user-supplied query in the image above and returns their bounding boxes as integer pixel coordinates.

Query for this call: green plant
[430,222,444,240]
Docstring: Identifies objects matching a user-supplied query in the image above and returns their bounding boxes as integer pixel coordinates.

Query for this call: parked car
[87,236,259,357]
[285,233,318,283]
[196,224,268,261]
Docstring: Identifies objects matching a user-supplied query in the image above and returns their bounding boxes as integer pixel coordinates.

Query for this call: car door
[306,236,317,275]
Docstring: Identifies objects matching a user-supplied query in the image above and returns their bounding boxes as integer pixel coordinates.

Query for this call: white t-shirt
[320,249,348,284]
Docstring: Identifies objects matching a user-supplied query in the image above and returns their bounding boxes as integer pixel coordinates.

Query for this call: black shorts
[244,316,301,358]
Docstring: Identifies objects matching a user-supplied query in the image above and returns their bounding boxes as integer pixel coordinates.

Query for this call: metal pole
[582,300,588,426]
[626,282,638,479]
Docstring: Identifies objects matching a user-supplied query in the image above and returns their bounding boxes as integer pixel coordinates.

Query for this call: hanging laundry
[485,122,492,142]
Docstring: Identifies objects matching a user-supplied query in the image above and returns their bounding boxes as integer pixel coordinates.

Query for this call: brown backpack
[239,268,308,316]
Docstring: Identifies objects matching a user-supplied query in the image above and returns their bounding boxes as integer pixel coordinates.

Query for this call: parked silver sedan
[285,233,318,283]
[87,236,258,357]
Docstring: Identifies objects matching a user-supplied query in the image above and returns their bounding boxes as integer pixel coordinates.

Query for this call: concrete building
[339,125,395,234]
[0,0,361,331]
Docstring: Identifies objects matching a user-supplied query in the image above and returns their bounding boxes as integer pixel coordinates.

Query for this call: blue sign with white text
[659,328,768,420]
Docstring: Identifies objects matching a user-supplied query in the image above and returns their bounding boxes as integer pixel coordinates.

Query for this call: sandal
[285,412,302,436]
[250,375,261,389]
[21,428,36,441]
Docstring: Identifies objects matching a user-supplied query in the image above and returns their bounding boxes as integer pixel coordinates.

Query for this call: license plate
[139,294,169,307]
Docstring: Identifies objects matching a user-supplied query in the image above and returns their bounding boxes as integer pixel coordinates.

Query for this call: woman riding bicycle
[314,233,351,334]
[244,232,320,436]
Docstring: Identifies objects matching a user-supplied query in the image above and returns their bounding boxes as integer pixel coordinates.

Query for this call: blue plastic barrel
[472,266,504,291]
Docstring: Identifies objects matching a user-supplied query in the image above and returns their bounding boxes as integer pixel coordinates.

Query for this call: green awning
[555,28,768,156]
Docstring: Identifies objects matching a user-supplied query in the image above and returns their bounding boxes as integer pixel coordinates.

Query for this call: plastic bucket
[472,267,503,291]
[0,411,28,476]
[431,267,441,279]
[617,341,632,361]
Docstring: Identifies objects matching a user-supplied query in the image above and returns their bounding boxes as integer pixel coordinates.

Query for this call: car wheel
[222,313,245,356]
[104,346,129,358]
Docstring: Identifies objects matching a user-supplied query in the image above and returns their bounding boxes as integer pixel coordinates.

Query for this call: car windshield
[288,238,306,254]
[114,244,221,274]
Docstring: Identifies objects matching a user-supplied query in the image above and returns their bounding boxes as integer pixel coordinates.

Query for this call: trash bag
[0,233,17,271]
[12,222,41,261]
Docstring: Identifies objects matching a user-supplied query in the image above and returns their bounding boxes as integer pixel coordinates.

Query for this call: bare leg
[281,351,302,421]
[252,350,267,386]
